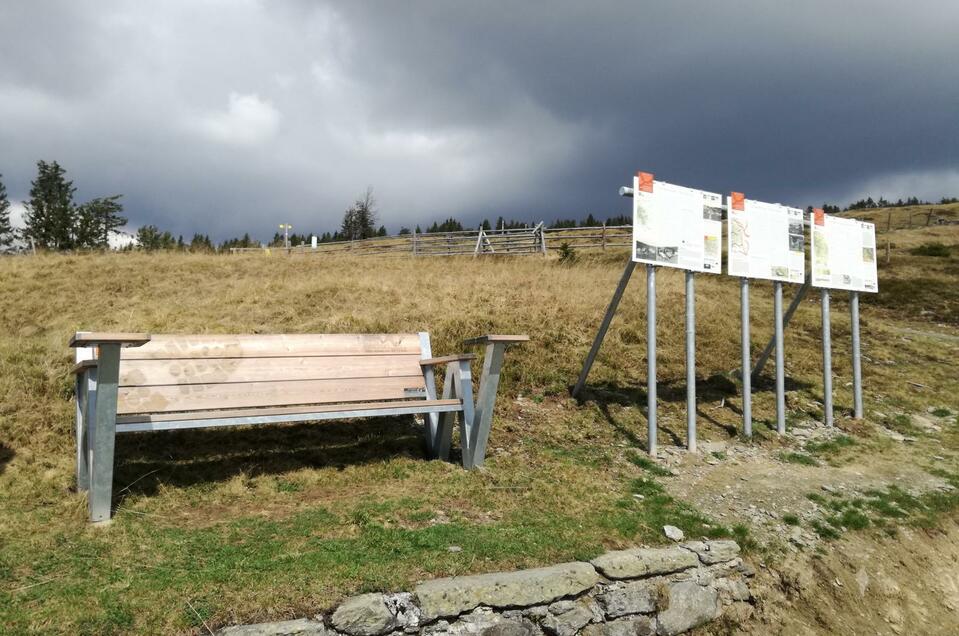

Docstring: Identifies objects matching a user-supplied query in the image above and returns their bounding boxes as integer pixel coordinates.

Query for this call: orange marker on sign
[637,172,654,193]
[814,208,825,226]
[731,192,745,211]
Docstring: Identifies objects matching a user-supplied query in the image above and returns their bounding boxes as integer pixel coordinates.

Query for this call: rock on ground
[655,581,720,636]
[332,593,395,636]
[590,548,698,580]
[414,562,599,620]
[217,618,328,636]
[596,580,658,618]
[581,616,656,636]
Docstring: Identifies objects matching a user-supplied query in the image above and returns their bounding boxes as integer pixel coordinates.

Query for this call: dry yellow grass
[0,213,957,633]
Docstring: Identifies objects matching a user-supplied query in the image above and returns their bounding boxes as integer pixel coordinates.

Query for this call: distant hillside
[839,202,959,230]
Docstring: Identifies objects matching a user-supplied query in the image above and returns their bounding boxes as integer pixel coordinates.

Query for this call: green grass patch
[804,435,856,457]
[602,477,751,549]
[910,242,952,257]
[626,451,674,477]
[931,407,952,418]
[779,452,819,466]
[782,513,800,526]
[811,520,841,540]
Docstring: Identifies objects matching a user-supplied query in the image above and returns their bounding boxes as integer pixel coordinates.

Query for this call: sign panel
[631,173,723,273]
[811,211,878,292]
[727,194,805,284]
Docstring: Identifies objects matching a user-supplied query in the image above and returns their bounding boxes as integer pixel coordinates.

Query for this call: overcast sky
[1,1,957,240]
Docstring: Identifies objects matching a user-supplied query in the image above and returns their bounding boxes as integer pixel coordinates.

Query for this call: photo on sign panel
[726,195,805,284]
[810,211,879,292]
[631,173,723,273]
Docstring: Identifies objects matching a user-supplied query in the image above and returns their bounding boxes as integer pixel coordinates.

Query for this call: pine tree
[0,173,13,247]
[74,195,126,248]
[23,161,77,249]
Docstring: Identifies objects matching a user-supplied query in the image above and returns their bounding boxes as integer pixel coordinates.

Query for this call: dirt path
[661,428,949,549]
[648,414,959,634]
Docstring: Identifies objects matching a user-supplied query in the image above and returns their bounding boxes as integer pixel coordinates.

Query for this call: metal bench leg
[452,359,477,469]
[468,343,505,468]
[89,344,120,523]
[435,365,457,461]
[75,370,97,492]
[419,332,441,458]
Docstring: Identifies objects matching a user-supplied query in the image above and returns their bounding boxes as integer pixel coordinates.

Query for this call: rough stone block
[596,581,658,618]
[217,618,328,635]
[435,609,541,636]
[332,593,396,636]
[541,601,594,636]
[590,548,698,580]
[581,616,656,636]
[680,541,740,565]
[655,581,720,636]
[414,562,599,620]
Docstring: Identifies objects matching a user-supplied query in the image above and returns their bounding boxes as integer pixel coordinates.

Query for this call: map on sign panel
[727,195,805,284]
[811,210,878,292]
[631,173,723,273]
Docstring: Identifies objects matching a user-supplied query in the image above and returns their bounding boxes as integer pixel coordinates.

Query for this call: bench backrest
[107,334,428,415]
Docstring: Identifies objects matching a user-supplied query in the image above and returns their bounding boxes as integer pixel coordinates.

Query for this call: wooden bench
[70,331,527,523]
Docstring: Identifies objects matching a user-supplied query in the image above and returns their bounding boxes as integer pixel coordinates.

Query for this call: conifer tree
[75,195,126,248]
[0,173,13,247]
[23,161,76,249]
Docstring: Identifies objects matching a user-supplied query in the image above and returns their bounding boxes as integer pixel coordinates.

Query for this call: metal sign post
[646,265,658,457]
[685,271,697,452]
[571,261,637,398]
[850,291,863,418]
[821,288,833,426]
[751,281,810,380]
[740,278,752,437]
[774,281,786,434]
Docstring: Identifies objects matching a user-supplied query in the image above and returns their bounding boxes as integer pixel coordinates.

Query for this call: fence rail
[230,223,636,258]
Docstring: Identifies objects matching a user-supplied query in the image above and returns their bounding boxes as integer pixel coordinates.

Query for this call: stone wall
[219,541,753,636]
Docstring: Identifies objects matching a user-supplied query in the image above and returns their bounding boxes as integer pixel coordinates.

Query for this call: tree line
[0,161,126,250]
[3,164,957,253]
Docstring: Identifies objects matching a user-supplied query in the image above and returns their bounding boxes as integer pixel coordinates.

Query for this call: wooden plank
[118,354,422,387]
[70,332,151,347]
[419,353,476,366]
[121,333,422,359]
[117,375,427,414]
[116,399,463,424]
[463,335,530,345]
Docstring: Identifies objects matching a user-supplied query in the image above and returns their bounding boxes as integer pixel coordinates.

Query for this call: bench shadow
[0,442,14,476]
[113,417,428,499]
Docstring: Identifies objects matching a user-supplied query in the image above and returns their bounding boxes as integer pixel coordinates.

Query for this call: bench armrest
[72,359,99,375]
[420,353,476,367]
[69,332,151,348]
[463,334,529,346]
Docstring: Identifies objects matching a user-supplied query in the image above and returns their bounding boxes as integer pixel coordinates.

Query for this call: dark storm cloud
[1,1,957,240]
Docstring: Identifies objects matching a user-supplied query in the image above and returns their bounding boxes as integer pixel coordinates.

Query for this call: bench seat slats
[121,333,421,360]
[117,375,427,415]
[116,399,463,425]
[118,354,423,387]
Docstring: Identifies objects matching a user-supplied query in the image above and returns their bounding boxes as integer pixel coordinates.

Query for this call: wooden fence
[230,223,636,258]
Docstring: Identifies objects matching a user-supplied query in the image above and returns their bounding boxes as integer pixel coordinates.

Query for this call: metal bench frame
[70,331,527,523]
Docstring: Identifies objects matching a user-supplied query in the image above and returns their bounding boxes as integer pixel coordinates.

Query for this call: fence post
[412,229,417,256]
[602,222,607,250]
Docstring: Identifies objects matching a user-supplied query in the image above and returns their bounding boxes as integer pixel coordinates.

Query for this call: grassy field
[1,206,958,634]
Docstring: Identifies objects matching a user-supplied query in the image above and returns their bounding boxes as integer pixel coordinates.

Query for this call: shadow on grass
[112,416,428,499]
[0,441,13,475]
